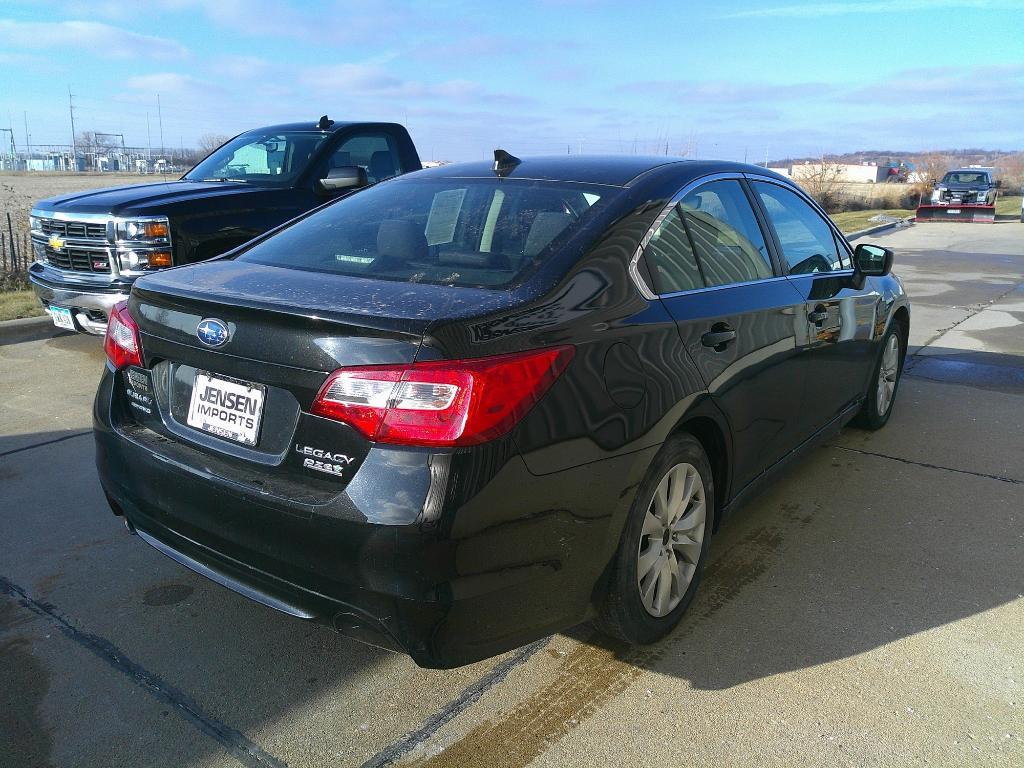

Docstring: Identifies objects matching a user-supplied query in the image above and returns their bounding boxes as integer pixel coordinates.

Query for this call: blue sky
[1,0,1023,162]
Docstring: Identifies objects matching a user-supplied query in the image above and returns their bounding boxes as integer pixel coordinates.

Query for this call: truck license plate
[186,371,265,446]
[49,305,75,330]
[946,209,961,215]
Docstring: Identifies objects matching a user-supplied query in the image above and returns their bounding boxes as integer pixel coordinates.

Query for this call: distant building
[789,162,888,184]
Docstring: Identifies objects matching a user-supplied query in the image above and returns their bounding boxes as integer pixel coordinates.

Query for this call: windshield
[941,171,989,185]
[236,176,616,288]
[184,131,329,186]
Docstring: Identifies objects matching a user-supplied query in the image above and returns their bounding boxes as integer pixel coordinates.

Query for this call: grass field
[996,194,1023,219]
[831,207,916,234]
[0,289,44,321]
[831,195,1023,233]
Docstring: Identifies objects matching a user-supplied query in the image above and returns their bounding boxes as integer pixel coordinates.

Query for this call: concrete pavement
[1,221,1022,767]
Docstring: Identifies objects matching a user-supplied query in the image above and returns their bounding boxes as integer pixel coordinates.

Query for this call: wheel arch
[672,397,733,533]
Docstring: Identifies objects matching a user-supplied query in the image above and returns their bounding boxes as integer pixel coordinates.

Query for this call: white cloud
[724,0,1020,18]
[0,19,187,59]
[125,72,216,95]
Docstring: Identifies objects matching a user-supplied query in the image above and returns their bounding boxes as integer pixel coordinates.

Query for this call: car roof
[241,120,404,135]
[413,155,789,188]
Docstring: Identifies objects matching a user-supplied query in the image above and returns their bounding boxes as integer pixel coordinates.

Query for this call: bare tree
[911,153,953,198]
[198,134,230,155]
[999,153,1024,193]
[792,157,847,212]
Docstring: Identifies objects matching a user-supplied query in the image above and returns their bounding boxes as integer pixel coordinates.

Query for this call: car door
[748,178,880,440]
[643,176,807,490]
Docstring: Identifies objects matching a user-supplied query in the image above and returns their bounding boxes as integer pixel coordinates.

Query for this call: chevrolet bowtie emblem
[48,235,65,250]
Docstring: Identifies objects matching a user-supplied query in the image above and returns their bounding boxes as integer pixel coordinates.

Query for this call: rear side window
[753,182,846,274]
[679,180,773,287]
[325,133,403,184]
[236,177,614,289]
[644,207,703,294]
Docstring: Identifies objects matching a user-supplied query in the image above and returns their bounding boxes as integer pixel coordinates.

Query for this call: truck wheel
[595,433,714,645]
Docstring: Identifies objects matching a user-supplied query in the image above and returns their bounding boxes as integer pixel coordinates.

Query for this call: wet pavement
[1,221,1022,767]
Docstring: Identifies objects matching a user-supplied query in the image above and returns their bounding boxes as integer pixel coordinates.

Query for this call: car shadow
[598,345,1024,690]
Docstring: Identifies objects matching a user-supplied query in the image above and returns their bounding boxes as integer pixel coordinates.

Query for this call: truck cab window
[327,134,403,184]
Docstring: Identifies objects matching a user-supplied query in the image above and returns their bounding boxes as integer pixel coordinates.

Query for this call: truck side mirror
[319,165,368,192]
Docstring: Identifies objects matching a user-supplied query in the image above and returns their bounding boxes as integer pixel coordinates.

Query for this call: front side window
[679,180,773,287]
[753,182,845,274]
[644,207,703,294]
[185,131,329,186]
[236,177,614,288]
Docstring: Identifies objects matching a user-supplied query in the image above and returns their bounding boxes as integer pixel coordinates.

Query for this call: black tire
[595,433,715,645]
[854,321,906,430]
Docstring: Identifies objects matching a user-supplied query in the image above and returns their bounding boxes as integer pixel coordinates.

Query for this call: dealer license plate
[186,371,265,446]
[49,305,75,330]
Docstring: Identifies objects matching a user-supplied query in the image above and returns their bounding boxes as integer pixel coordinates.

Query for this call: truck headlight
[118,249,173,271]
[29,215,43,232]
[116,217,170,243]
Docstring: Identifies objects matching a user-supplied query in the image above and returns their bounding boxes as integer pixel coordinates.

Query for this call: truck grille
[40,219,108,241]
[45,244,111,273]
[34,215,113,273]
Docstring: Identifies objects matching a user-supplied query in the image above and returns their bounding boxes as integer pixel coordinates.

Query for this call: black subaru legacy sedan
[95,154,909,668]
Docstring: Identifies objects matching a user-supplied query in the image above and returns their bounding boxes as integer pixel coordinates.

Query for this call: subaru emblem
[196,318,229,347]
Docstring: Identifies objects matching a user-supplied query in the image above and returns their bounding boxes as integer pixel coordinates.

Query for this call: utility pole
[68,86,78,170]
[146,112,152,162]
[764,145,769,168]
[157,94,165,159]
[23,111,30,166]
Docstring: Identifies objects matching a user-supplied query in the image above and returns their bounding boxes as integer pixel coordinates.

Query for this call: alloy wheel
[876,333,900,415]
[636,462,707,618]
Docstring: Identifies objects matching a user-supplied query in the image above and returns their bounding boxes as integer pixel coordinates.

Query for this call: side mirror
[853,243,893,278]
[318,165,368,192]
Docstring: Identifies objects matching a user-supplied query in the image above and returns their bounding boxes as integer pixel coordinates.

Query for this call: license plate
[186,371,265,446]
[946,209,961,214]
[49,305,75,330]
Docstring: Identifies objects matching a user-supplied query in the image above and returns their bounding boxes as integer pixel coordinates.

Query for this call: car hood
[33,180,279,216]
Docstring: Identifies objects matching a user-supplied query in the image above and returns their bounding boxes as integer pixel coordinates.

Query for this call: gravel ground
[0,172,152,242]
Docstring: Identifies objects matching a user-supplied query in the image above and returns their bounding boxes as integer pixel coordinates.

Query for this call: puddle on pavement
[0,600,55,768]
[143,583,195,607]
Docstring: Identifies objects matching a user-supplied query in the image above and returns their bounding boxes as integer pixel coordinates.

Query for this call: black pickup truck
[29,117,421,334]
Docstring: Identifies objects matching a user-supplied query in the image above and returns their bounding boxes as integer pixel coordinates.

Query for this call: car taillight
[103,301,143,370]
[311,346,575,447]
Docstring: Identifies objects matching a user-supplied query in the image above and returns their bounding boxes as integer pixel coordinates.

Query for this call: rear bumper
[93,365,650,667]
[29,263,133,334]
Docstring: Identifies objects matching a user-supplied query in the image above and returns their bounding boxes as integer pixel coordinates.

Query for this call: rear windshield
[236,176,616,288]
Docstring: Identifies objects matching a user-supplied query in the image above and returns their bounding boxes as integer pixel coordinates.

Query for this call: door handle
[808,305,829,325]
[701,324,736,351]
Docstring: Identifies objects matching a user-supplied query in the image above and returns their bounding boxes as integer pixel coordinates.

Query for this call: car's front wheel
[596,433,714,645]
[855,322,905,430]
